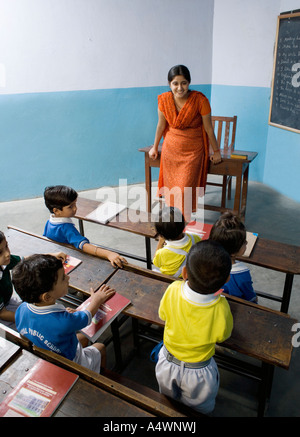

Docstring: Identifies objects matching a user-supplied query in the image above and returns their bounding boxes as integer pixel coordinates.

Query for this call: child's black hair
[154,206,185,240]
[44,185,78,213]
[186,240,231,294]
[209,212,246,256]
[12,254,63,303]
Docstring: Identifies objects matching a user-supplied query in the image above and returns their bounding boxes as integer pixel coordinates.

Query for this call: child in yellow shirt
[156,240,233,414]
[153,206,201,277]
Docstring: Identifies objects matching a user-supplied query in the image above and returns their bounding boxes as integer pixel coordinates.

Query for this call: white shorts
[73,342,101,373]
[155,346,220,414]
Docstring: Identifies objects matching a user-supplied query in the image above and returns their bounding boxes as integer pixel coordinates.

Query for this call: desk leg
[110,318,123,370]
[145,155,152,213]
[78,219,84,236]
[233,173,242,217]
[240,166,249,221]
[258,363,274,417]
[145,237,152,270]
[281,273,294,313]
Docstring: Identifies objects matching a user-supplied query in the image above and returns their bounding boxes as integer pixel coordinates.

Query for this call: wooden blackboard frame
[269,12,300,133]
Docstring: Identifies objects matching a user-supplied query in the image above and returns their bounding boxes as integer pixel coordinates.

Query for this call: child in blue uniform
[209,212,257,303]
[0,230,65,329]
[43,185,127,268]
[13,254,115,372]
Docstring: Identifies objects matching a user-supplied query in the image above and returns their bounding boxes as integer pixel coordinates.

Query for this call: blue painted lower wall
[211,84,300,203]
[0,84,211,202]
[1,83,299,203]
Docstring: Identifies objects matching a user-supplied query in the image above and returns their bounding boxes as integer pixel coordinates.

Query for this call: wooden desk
[139,145,258,219]
[73,200,300,313]
[75,196,157,269]
[0,325,189,417]
[103,264,297,416]
[0,349,155,417]
[6,226,116,295]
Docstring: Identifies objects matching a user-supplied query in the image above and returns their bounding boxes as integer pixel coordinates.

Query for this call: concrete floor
[0,178,299,417]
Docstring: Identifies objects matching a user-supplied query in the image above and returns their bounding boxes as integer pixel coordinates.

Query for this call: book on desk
[0,359,78,417]
[63,255,82,274]
[184,221,258,258]
[86,201,127,224]
[78,292,131,342]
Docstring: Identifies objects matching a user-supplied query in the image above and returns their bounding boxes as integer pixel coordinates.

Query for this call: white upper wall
[212,0,281,88]
[0,0,214,94]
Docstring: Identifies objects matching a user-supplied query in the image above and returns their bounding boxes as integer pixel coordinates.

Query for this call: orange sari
[157,90,211,217]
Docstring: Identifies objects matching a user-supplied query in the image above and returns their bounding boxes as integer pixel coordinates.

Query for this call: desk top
[76,197,157,238]
[75,197,300,275]
[104,266,296,370]
[6,226,115,293]
[0,349,154,417]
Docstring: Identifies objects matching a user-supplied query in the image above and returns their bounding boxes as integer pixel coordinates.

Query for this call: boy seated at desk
[152,206,201,278]
[209,212,257,303]
[155,240,233,414]
[43,185,127,268]
[0,230,66,330]
[12,254,115,372]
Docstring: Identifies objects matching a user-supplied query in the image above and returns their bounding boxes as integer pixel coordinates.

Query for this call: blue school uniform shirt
[43,215,89,249]
[222,261,257,302]
[15,302,91,360]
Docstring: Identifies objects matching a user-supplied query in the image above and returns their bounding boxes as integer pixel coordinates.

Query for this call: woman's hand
[210,150,222,164]
[149,146,158,160]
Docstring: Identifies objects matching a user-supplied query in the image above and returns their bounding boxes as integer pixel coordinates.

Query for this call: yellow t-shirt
[153,233,201,277]
[159,280,233,362]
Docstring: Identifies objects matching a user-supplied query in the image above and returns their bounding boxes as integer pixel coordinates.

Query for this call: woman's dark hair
[44,185,78,213]
[167,65,191,83]
[186,240,231,294]
[209,212,246,255]
[12,254,63,303]
[155,206,186,240]
[0,231,5,244]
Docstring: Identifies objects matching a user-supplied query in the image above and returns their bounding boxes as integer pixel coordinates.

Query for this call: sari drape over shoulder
[157,90,211,216]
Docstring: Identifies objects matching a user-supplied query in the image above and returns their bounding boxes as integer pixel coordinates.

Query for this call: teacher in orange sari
[149,65,221,221]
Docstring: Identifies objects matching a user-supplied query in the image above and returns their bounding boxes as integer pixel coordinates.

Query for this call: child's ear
[40,292,52,304]
[182,266,188,280]
[52,207,62,217]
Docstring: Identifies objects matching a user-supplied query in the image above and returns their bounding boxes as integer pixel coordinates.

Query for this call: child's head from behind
[12,254,67,304]
[209,212,247,257]
[155,206,185,240]
[44,185,78,217]
[0,231,10,266]
[185,240,231,294]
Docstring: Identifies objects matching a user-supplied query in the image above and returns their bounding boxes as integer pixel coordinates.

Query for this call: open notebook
[86,201,127,224]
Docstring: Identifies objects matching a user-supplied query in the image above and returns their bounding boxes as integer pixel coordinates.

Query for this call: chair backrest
[211,115,237,152]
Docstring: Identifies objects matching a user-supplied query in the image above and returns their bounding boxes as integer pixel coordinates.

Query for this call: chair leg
[221,176,227,208]
[227,177,232,200]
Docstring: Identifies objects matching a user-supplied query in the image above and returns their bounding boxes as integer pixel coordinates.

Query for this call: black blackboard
[269,13,300,133]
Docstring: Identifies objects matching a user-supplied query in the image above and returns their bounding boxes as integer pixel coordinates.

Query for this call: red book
[0,360,78,417]
[185,221,258,257]
[184,221,213,240]
[63,255,82,274]
[78,292,131,342]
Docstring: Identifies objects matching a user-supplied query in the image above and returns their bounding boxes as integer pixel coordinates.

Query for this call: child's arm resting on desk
[82,242,127,268]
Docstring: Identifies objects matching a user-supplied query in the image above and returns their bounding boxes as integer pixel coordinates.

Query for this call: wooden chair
[206,115,237,208]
